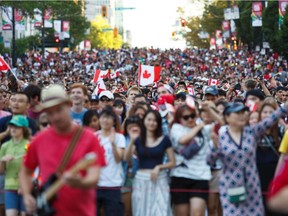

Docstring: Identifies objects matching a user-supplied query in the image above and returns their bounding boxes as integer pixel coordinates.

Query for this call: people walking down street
[20,84,106,216]
[124,110,175,216]
[207,102,288,216]
[0,115,30,216]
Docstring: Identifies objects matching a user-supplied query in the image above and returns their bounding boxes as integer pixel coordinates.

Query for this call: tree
[15,35,41,56]
[263,1,280,52]
[184,16,209,48]
[279,12,288,57]
[0,1,89,50]
[200,1,228,37]
[87,16,123,49]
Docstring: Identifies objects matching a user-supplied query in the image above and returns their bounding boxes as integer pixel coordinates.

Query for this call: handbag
[227,186,247,203]
[227,168,247,203]
[179,131,204,160]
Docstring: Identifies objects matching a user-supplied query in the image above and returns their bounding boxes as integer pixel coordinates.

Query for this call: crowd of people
[0,47,288,216]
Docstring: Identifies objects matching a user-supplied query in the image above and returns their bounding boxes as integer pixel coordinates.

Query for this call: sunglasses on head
[182,113,196,121]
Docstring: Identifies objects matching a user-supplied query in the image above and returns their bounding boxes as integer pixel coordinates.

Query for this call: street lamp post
[41,8,45,54]
[12,7,16,68]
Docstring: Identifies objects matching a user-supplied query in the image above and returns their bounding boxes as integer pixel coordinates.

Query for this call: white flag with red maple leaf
[138,65,161,86]
[208,78,220,86]
[246,99,257,112]
[93,79,106,95]
[0,56,10,72]
[187,86,195,95]
[110,70,121,79]
[93,69,109,83]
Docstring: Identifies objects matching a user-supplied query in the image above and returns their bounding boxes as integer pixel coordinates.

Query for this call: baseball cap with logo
[41,85,70,110]
[9,115,29,128]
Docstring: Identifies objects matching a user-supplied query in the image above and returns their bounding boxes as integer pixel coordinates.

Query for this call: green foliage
[0,43,10,55]
[279,12,288,57]
[87,16,123,49]
[0,1,89,50]
[15,35,41,56]
[234,1,253,48]
[184,1,228,47]
[184,17,209,48]
[183,0,288,56]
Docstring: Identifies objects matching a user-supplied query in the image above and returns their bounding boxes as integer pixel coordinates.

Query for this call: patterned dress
[207,108,287,216]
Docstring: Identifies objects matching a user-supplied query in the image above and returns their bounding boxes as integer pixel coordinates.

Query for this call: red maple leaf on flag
[143,70,151,79]
[0,56,10,72]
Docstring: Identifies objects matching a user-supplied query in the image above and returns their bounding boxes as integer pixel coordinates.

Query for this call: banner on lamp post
[1,7,12,30]
[215,30,223,49]
[53,20,61,37]
[32,8,42,28]
[279,0,288,27]
[210,37,216,50]
[44,9,53,28]
[15,9,26,31]
[252,2,263,27]
[222,20,230,38]
[62,21,70,38]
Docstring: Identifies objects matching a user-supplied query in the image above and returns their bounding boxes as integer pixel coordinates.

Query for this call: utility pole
[41,7,45,54]
[12,7,16,67]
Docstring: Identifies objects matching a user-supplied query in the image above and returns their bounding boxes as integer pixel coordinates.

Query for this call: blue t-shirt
[71,109,87,125]
[135,135,172,169]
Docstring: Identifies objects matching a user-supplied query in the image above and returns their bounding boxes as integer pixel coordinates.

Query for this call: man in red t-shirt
[19,84,106,216]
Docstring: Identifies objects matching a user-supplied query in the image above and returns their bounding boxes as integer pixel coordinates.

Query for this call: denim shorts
[4,190,25,211]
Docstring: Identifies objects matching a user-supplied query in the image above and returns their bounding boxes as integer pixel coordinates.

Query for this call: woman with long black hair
[124,110,175,216]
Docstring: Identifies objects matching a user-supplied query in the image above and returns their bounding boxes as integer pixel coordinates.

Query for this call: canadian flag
[110,70,121,79]
[0,56,10,72]
[138,65,161,86]
[187,86,195,95]
[246,99,257,112]
[93,69,109,83]
[186,95,196,109]
[208,78,220,86]
[93,79,106,95]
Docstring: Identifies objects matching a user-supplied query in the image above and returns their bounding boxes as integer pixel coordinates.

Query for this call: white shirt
[96,132,125,187]
[170,123,212,180]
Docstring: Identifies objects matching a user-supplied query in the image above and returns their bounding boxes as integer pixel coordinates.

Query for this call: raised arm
[252,106,288,138]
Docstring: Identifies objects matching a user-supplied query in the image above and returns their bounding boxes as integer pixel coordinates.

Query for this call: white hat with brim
[41,85,70,110]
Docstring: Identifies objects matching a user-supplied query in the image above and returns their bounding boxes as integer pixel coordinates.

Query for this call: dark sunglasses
[40,122,49,127]
[182,113,196,121]
[100,98,111,102]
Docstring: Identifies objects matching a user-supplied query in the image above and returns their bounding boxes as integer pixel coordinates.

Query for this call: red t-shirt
[23,126,106,216]
[268,160,288,201]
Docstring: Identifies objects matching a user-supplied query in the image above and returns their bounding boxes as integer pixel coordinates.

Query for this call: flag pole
[137,63,140,87]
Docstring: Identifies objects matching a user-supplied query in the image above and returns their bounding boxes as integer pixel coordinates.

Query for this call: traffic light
[172,31,176,37]
[55,37,59,43]
[113,27,118,38]
[101,5,107,18]
[180,19,186,27]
